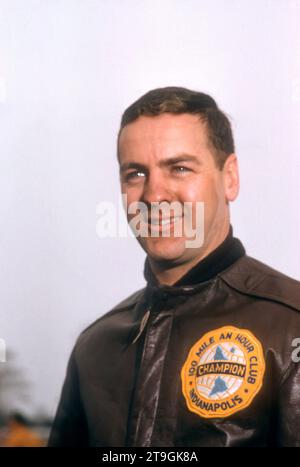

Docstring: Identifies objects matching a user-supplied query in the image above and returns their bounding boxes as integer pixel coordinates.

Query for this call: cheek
[121,185,141,206]
[179,178,224,228]
[178,178,218,204]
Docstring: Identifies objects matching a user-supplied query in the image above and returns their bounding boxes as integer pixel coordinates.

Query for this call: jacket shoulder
[219,255,300,312]
[79,287,146,337]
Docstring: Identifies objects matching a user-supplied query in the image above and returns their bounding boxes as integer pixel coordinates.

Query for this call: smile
[148,216,182,226]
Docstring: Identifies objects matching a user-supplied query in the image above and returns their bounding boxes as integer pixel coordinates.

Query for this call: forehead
[118,113,210,159]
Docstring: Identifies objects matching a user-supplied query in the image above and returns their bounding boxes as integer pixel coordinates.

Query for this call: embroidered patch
[181,326,265,418]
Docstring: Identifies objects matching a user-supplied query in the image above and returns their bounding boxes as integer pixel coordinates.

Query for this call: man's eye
[125,171,145,181]
[172,166,191,174]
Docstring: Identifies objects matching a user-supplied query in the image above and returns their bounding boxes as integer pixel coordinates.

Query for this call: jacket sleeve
[277,360,300,447]
[48,348,89,447]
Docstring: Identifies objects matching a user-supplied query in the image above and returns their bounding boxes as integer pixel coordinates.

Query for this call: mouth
[145,216,183,235]
[149,216,182,226]
[127,211,186,237]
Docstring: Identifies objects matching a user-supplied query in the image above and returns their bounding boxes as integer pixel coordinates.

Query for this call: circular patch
[181,326,265,418]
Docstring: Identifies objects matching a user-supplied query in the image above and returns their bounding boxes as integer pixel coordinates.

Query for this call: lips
[149,216,182,226]
[145,216,183,236]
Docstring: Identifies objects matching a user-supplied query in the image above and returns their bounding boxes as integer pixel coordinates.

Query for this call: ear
[223,154,239,202]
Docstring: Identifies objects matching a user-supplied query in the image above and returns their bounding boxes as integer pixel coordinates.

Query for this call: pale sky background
[0,0,299,418]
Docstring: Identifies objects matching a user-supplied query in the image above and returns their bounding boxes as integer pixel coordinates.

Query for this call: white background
[0,0,299,418]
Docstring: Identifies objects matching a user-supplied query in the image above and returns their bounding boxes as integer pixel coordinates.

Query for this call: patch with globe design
[181,326,265,418]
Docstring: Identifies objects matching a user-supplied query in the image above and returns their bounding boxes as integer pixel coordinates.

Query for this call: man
[48,87,300,447]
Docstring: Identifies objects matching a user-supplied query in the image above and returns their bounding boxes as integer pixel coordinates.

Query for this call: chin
[139,237,187,264]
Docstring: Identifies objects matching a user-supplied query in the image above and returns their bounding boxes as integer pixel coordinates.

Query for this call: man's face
[118,113,238,267]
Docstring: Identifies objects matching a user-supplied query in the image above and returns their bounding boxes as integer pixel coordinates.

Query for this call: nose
[141,170,173,205]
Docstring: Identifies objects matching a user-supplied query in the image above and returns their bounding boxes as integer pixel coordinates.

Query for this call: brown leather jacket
[48,246,300,447]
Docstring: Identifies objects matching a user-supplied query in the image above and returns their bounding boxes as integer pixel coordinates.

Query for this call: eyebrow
[159,154,202,168]
[119,154,201,173]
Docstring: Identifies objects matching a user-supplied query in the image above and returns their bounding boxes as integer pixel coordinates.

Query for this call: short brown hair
[118,86,235,169]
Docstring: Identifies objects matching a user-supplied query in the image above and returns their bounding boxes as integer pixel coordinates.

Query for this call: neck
[148,221,231,286]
